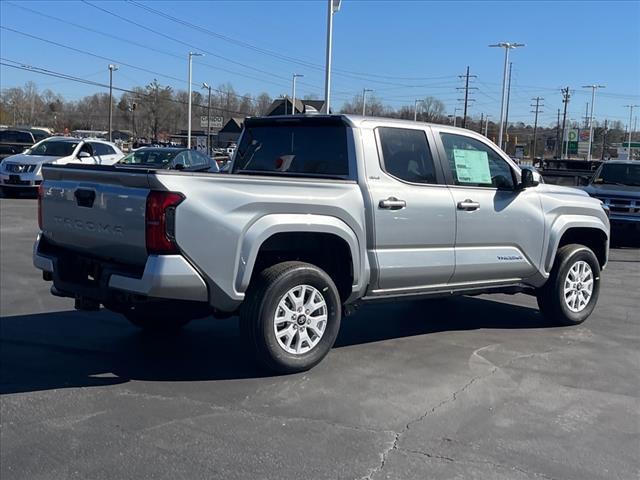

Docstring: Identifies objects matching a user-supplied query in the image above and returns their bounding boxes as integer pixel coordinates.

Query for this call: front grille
[596,197,639,215]
[3,163,37,173]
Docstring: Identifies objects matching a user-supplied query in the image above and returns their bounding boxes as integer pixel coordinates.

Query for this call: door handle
[457,199,480,211]
[379,197,406,210]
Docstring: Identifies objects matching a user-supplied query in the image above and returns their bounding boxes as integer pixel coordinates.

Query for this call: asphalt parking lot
[1,197,639,480]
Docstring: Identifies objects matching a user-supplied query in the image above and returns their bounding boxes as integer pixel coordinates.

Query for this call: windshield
[233,122,349,178]
[27,139,78,157]
[119,149,178,167]
[593,163,640,186]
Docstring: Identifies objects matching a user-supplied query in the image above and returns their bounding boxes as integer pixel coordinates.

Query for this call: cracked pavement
[2,198,639,480]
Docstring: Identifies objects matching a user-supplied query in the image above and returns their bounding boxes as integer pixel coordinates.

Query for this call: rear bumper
[33,234,208,303]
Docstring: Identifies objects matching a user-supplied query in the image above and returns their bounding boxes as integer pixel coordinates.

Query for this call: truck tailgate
[40,165,151,266]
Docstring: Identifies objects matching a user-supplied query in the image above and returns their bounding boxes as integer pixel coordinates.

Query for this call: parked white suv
[0,136,123,193]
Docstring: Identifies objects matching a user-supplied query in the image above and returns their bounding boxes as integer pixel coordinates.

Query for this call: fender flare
[235,214,363,294]
[543,215,609,273]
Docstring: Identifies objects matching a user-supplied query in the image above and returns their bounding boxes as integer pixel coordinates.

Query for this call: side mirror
[519,168,540,189]
[174,163,185,171]
[77,151,91,159]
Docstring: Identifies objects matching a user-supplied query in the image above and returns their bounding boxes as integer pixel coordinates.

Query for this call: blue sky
[1,0,639,127]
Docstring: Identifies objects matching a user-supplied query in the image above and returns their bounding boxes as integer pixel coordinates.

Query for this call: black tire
[536,244,601,326]
[123,304,192,332]
[240,261,342,374]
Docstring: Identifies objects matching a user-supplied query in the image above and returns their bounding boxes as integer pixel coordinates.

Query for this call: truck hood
[2,153,72,165]
[581,183,640,199]
[537,183,589,198]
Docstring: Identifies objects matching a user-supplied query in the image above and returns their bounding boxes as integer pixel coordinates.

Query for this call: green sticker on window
[453,149,491,184]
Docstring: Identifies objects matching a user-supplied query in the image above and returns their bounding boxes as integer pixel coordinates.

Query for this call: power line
[125,0,464,84]
[0,59,249,116]
[2,2,285,97]
[0,25,261,104]
[79,0,322,92]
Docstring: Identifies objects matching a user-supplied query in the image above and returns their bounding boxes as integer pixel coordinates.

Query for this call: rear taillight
[145,191,184,254]
[37,183,44,230]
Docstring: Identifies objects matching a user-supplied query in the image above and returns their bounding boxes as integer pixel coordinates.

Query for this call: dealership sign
[200,116,224,129]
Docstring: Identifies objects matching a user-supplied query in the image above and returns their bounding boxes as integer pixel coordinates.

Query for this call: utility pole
[583,102,590,128]
[457,66,477,128]
[362,88,373,116]
[484,114,491,137]
[479,112,484,134]
[413,99,423,122]
[291,73,304,115]
[624,104,639,153]
[107,64,118,142]
[503,62,513,147]
[187,51,204,149]
[582,84,605,161]
[449,108,461,127]
[323,0,342,114]
[556,108,561,158]
[530,96,544,160]
[560,87,570,158]
[130,101,136,142]
[601,119,608,160]
[489,42,525,151]
[202,83,212,155]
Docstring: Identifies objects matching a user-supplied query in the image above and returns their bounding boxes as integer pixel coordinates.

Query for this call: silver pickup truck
[34,115,610,373]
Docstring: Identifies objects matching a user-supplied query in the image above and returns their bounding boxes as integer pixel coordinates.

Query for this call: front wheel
[536,244,601,325]
[240,261,342,374]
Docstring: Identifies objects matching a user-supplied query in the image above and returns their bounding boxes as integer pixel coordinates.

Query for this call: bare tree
[420,96,446,122]
[255,92,272,115]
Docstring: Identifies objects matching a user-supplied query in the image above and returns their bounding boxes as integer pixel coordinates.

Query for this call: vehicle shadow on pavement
[0,296,554,395]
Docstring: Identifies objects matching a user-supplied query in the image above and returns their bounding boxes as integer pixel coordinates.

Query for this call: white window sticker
[453,149,492,184]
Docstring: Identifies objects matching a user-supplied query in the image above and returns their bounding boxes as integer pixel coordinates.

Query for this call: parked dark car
[0,129,36,160]
[581,160,640,245]
[117,147,219,172]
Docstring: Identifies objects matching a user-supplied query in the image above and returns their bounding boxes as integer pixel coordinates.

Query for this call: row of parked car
[0,135,222,195]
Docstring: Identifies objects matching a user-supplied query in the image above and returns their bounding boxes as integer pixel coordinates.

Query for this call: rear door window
[378,127,438,184]
[233,121,349,178]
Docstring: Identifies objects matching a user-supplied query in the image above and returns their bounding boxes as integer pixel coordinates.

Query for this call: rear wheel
[240,261,342,374]
[537,244,601,325]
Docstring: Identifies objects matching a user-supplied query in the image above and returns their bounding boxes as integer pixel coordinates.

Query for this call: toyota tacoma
[34,115,610,373]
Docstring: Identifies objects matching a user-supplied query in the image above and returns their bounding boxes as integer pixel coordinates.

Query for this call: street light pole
[202,83,212,155]
[414,99,423,122]
[362,88,373,116]
[291,74,304,115]
[107,64,118,142]
[187,52,204,149]
[489,42,524,151]
[323,0,341,114]
[624,104,639,155]
[582,84,605,161]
